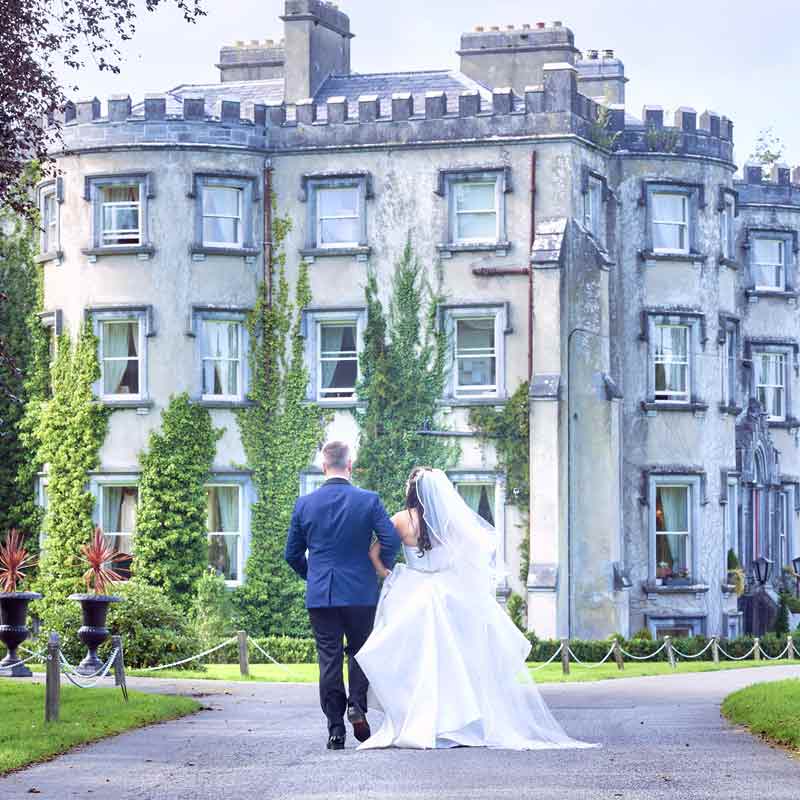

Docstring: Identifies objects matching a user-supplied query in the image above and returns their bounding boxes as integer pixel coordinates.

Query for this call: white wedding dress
[355,470,595,751]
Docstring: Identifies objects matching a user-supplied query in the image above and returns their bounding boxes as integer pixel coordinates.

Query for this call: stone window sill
[438,241,511,258]
[193,399,256,409]
[641,401,709,415]
[718,255,740,270]
[97,399,154,410]
[299,246,371,261]
[767,416,800,430]
[644,581,709,595]
[745,289,799,302]
[190,245,260,260]
[439,396,508,408]
[82,245,155,260]
[639,250,707,264]
[302,399,366,410]
[36,250,63,264]
[718,403,743,416]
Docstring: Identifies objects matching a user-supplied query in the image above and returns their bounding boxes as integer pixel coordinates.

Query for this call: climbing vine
[0,165,49,541]
[34,322,110,618]
[354,237,458,513]
[233,208,329,636]
[470,381,530,582]
[133,393,222,610]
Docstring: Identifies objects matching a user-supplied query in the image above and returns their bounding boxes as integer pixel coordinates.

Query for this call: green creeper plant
[775,594,791,637]
[34,322,110,616]
[353,236,458,513]
[132,393,222,610]
[233,209,329,636]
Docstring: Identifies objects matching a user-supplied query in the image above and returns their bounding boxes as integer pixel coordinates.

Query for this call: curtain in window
[203,186,241,244]
[217,487,239,532]
[202,321,239,396]
[320,324,357,393]
[457,484,495,526]
[207,486,239,581]
[103,487,123,533]
[103,322,133,394]
[455,182,496,241]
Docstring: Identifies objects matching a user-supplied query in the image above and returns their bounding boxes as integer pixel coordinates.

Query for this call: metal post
[787,635,795,661]
[665,636,676,669]
[45,632,60,723]
[112,635,128,702]
[612,639,624,671]
[238,630,249,678]
[560,638,570,675]
[712,636,720,665]
[753,636,761,661]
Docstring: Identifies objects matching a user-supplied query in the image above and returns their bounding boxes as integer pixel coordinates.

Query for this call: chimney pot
[588,49,599,59]
[603,49,614,59]
[522,23,531,30]
[474,25,484,32]
[491,25,500,31]
[536,21,545,28]
[552,21,563,27]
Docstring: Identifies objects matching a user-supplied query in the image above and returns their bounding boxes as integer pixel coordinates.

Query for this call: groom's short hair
[322,440,350,470]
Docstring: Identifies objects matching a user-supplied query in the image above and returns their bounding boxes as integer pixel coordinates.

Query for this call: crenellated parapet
[613,105,734,163]
[735,163,800,207]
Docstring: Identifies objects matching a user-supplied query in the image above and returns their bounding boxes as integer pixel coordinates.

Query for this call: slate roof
[131,69,497,121]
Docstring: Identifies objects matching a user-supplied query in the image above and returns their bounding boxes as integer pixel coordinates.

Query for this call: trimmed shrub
[631,628,652,640]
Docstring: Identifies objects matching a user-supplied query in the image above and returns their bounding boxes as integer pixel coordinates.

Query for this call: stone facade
[37,1,800,639]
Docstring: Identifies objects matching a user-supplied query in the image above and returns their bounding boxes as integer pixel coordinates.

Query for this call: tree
[0,0,205,217]
[354,237,458,512]
[750,127,786,168]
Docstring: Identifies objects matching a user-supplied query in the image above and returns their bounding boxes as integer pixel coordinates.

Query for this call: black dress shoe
[327,735,346,750]
[347,705,371,743]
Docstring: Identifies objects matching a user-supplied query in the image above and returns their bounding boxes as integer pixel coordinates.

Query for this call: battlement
[458,21,576,54]
[218,39,286,82]
[615,105,734,162]
[734,163,800,207]
[281,0,351,37]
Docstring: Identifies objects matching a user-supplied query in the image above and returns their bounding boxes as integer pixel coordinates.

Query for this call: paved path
[2,666,800,799]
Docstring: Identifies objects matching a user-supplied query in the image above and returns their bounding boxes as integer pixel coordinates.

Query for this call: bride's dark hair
[406,467,433,557]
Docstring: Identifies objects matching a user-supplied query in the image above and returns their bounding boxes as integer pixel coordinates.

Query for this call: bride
[356,467,596,751]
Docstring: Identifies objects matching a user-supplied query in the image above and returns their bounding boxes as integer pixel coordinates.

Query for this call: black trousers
[308,605,376,737]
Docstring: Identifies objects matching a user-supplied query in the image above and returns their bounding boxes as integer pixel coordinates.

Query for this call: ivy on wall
[470,381,530,582]
[234,209,329,636]
[133,393,222,610]
[34,322,110,616]
[354,237,458,513]
[0,165,49,541]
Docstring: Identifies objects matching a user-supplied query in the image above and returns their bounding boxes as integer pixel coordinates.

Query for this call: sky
[62,0,800,169]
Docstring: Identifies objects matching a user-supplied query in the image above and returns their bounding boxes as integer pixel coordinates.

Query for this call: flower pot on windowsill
[68,594,123,676]
[0,592,42,677]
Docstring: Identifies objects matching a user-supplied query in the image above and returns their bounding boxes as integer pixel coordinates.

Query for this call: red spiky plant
[0,529,37,593]
[80,527,126,595]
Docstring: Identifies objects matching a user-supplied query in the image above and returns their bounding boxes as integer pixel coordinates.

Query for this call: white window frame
[779,490,790,569]
[200,319,245,402]
[652,191,690,255]
[41,187,58,254]
[315,185,361,250]
[753,351,786,422]
[752,237,786,292]
[720,194,735,261]
[206,482,244,587]
[202,185,244,248]
[451,179,500,246]
[316,319,360,402]
[99,183,142,247]
[454,314,499,399]
[721,322,738,408]
[653,482,692,579]
[726,477,739,560]
[653,323,690,404]
[98,482,138,563]
[98,317,144,401]
[583,175,604,242]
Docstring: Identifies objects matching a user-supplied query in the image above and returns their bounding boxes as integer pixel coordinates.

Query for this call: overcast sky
[65,0,800,168]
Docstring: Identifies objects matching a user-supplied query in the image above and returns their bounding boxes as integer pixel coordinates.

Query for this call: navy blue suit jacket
[285,478,400,608]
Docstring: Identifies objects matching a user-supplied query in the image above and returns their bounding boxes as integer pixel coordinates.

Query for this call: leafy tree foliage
[750,127,786,168]
[354,237,458,513]
[233,211,329,636]
[133,393,221,610]
[0,0,204,217]
[34,322,110,617]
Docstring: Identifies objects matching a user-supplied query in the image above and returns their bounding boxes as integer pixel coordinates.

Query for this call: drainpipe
[529,151,537,381]
[264,161,273,304]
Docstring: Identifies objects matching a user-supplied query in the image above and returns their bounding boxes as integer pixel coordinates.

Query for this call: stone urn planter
[68,594,122,676]
[0,591,42,677]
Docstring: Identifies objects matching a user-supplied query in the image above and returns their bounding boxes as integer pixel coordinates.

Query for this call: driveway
[2,665,799,799]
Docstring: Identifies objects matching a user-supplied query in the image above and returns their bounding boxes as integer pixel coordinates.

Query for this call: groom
[285,440,399,750]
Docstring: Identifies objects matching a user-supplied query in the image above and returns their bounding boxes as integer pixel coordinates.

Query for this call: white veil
[415,468,497,593]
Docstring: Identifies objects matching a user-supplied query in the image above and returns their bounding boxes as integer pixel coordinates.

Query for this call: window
[752,238,785,291]
[453,181,498,244]
[778,491,790,569]
[726,478,740,559]
[455,317,497,398]
[37,477,49,550]
[318,321,358,400]
[206,484,242,584]
[100,319,141,399]
[454,481,496,526]
[721,322,738,408]
[753,351,786,421]
[652,192,689,253]
[655,484,690,579]
[41,188,58,253]
[203,185,243,247]
[100,184,141,245]
[316,186,360,248]
[301,473,326,495]
[649,617,705,639]
[721,194,735,261]
[583,175,603,241]
[654,324,690,403]
[201,319,242,400]
[101,485,137,579]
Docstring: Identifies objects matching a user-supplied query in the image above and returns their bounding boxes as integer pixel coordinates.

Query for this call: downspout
[264,161,273,305]
[529,151,537,381]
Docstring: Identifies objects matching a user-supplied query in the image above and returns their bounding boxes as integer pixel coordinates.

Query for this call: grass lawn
[722,679,800,750]
[0,679,199,775]
[109,658,800,684]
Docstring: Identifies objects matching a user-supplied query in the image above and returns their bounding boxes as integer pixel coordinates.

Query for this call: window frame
[202,185,243,248]
[648,473,701,582]
[441,304,509,403]
[581,167,608,246]
[315,185,361,250]
[651,191,689,255]
[653,323,690,404]
[302,307,367,406]
[719,316,739,410]
[745,228,797,297]
[190,173,259,257]
[301,173,371,256]
[752,350,787,422]
[316,319,360,402]
[204,475,251,588]
[647,616,706,639]
[719,189,737,263]
[642,180,703,257]
[38,180,62,258]
[84,173,153,254]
